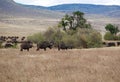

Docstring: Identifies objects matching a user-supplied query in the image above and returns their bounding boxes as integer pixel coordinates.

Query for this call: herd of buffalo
[0,36,73,51]
[1,36,120,51]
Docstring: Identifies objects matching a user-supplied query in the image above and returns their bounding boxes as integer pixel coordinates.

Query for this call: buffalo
[117,42,120,46]
[0,36,6,42]
[4,43,13,48]
[107,42,116,47]
[36,41,53,51]
[58,42,73,51]
[20,41,33,51]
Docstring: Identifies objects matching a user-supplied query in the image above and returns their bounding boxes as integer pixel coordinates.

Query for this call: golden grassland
[0,15,120,82]
[0,15,120,36]
[0,47,120,82]
[0,17,59,36]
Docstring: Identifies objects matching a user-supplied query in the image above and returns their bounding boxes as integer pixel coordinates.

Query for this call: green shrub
[43,27,66,46]
[117,34,120,40]
[61,34,78,47]
[12,43,18,49]
[87,31,102,48]
[27,28,102,48]
[104,32,114,40]
[62,28,102,48]
[43,27,56,41]
[104,32,119,40]
[76,28,102,48]
[27,33,45,43]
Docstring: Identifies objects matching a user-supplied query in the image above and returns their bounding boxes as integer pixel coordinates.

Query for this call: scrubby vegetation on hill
[30,29,102,48]
[104,24,120,40]
[27,11,102,48]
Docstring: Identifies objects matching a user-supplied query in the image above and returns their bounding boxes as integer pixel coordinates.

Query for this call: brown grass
[0,47,120,82]
[0,15,120,37]
[0,17,59,36]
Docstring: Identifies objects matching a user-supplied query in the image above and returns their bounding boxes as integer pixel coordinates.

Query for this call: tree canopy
[59,11,91,31]
[105,24,119,35]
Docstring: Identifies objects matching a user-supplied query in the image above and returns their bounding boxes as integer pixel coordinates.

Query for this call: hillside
[24,3,120,17]
[0,0,120,36]
[0,0,63,18]
[0,0,64,36]
[47,4,120,17]
[23,4,120,34]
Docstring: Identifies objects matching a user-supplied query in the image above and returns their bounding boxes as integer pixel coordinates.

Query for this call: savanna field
[0,47,120,82]
[1,0,120,82]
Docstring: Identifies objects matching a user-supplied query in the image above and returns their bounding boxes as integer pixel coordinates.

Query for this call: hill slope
[0,0,120,36]
[0,0,63,18]
[25,4,120,32]
[0,0,64,36]
[24,4,120,17]
[47,4,120,17]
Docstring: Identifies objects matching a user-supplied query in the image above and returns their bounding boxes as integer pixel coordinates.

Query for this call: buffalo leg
[27,48,29,51]
[36,48,39,51]
[44,48,46,51]
[20,48,23,51]
[58,48,60,51]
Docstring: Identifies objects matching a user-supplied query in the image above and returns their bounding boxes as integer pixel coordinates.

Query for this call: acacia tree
[59,11,91,31]
[105,24,119,35]
[73,11,85,28]
[59,18,68,31]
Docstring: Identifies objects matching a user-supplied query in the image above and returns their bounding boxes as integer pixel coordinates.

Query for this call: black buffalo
[36,41,53,51]
[20,41,33,51]
[58,42,73,51]
[117,42,120,46]
[107,42,116,47]
[4,43,13,48]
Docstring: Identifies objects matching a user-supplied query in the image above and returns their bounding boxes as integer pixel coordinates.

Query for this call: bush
[27,33,45,43]
[43,27,66,46]
[61,34,77,47]
[12,43,18,49]
[117,34,120,40]
[76,29,102,48]
[104,32,119,40]
[27,28,102,48]
[86,31,102,48]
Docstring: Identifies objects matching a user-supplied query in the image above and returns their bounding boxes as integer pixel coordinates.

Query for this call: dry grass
[0,17,59,36]
[0,15,120,37]
[0,47,120,82]
[0,14,120,82]
[86,15,120,33]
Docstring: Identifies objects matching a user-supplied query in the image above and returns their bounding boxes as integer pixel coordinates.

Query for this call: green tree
[64,14,74,30]
[105,24,119,35]
[73,11,86,28]
[59,18,68,31]
[59,11,91,31]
